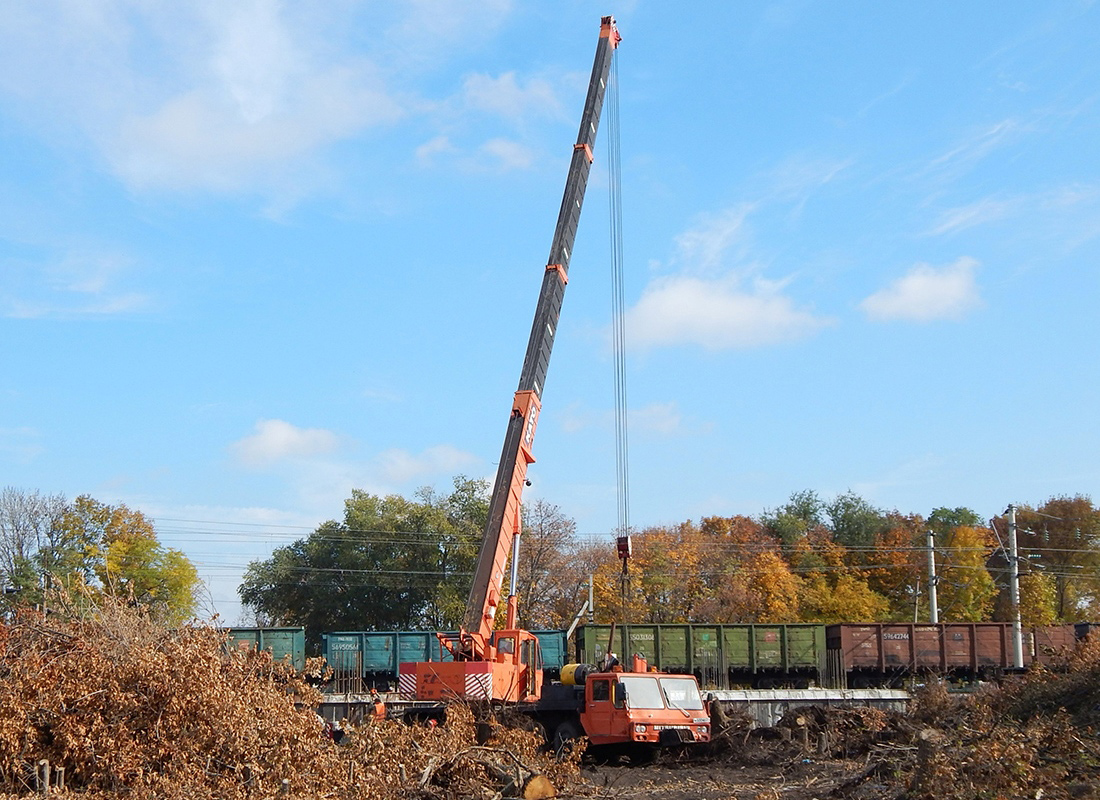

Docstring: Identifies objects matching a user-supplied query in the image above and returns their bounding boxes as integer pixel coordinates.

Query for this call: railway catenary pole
[926,529,939,624]
[1006,504,1024,669]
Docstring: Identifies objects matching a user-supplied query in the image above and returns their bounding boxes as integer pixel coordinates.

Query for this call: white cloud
[631,403,684,435]
[927,119,1022,175]
[375,444,478,483]
[461,71,563,121]
[860,257,982,322]
[0,1,404,195]
[627,275,831,350]
[558,402,684,436]
[625,204,833,351]
[231,419,340,467]
[479,138,534,170]
[112,39,403,192]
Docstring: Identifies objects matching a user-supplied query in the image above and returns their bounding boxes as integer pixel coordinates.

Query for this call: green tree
[826,491,891,552]
[760,490,825,550]
[0,488,67,610]
[239,477,486,649]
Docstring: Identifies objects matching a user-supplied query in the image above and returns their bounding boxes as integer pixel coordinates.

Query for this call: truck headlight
[634,724,647,734]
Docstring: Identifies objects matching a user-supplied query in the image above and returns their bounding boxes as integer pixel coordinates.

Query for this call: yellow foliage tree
[936,524,997,622]
[629,523,706,623]
[60,496,200,624]
[1018,572,1058,627]
[799,571,890,623]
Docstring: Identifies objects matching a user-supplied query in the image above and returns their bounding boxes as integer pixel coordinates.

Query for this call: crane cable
[606,54,630,543]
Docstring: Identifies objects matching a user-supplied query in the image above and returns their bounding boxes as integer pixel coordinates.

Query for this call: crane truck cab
[547,659,710,753]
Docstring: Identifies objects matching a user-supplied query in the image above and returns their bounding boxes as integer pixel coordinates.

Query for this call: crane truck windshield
[617,676,705,711]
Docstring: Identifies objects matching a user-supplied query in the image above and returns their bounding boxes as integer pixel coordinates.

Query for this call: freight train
[226,621,1085,691]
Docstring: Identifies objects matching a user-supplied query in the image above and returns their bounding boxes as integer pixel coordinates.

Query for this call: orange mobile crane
[399,16,710,754]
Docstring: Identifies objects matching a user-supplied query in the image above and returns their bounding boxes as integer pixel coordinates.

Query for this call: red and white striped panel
[398,672,416,699]
[465,672,492,699]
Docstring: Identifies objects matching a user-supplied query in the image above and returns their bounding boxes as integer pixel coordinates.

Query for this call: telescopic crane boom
[465,15,620,648]
[404,16,619,704]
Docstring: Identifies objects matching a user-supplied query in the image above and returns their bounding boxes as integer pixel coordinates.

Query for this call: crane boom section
[464,16,620,641]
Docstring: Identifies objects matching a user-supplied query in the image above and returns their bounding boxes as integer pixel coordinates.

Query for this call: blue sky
[2,1,1098,622]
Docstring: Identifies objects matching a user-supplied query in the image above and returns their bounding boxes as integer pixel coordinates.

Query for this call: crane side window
[591,679,610,702]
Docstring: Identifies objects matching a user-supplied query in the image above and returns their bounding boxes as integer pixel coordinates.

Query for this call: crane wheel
[552,720,581,760]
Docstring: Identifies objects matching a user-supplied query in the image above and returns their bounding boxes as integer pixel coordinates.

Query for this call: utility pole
[926,529,939,624]
[1007,504,1024,669]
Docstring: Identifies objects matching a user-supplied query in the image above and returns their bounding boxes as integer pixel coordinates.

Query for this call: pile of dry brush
[0,598,579,800]
[888,640,1100,800]
[700,642,1100,800]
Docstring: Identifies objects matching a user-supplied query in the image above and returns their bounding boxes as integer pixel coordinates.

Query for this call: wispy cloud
[2,250,152,319]
[560,402,686,436]
[478,138,534,170]
[860,257,982,322]
[374,444,478,484]
[926,119,1022,175]
[461,71,564,122]
[416,135,457,165]
[0,427,43,463]
[928,197,1019,236]
[672,206,756,275]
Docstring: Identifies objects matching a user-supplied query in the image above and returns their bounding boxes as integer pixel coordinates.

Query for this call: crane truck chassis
[400,648,710,756]
[400,15,710,757]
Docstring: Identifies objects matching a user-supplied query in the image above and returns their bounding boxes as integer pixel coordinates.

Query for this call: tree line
[0,488,200,624]
[239,478,1100,650]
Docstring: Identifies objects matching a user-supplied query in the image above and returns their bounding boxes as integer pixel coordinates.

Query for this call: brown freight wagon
[825,623,1076,688]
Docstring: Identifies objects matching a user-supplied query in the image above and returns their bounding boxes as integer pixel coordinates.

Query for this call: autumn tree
[793,532,889,622]
[1017,571,1058,627]
[507,499,581,629]
[1,490,198,623]
[865,514,926,619]
[627,522,708,624]
[695,516,800,622]
[1012,495,1100,620]
[572,538,625,625]
[59,496,199,624]
[934,523,998,622]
